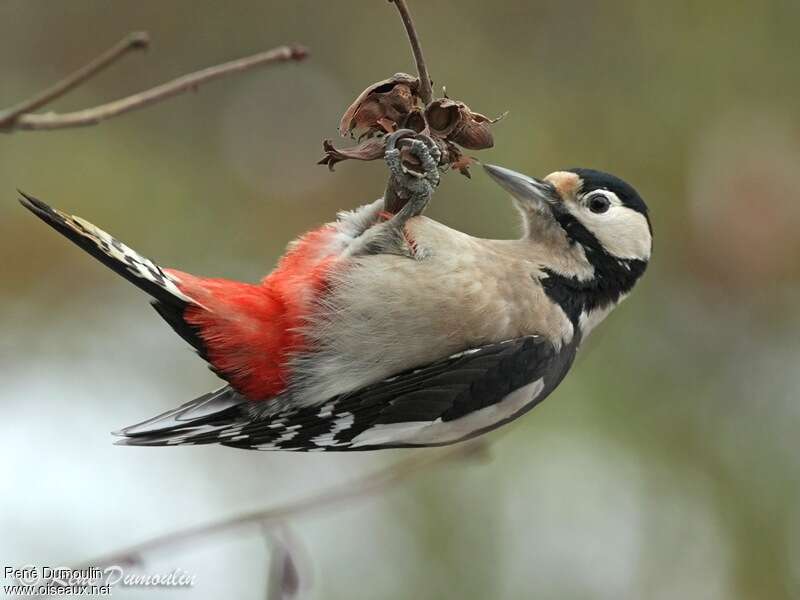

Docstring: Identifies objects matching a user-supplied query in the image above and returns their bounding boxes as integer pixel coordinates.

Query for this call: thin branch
[264,525,305,600]
[75,439,489,569]
[389,0,433,104]
[1,44,308,132]
[0,32,150,128]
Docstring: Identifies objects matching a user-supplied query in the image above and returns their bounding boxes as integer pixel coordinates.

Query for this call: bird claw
[384,129,441,185]
[383,129,441,218]
[343,131,440,260]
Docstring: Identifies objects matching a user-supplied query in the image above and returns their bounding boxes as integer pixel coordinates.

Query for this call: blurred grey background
[2,1,799,598]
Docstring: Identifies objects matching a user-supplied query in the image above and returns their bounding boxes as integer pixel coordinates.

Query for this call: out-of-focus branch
[263,524,306,600]
[0,32,150,129]
[388,0,433,104]
[0,39,308,133]
[76,440,489,570]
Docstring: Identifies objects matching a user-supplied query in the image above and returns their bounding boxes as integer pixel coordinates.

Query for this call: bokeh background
[2,1,799,598]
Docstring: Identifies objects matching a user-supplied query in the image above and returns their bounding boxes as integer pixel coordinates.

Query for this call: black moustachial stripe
[541,209,647,326]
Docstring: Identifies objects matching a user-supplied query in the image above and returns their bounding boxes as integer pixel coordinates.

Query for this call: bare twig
[74,440,488,570]
[388,0,433,104]
[0,32,150,129]
[1,43,308,132]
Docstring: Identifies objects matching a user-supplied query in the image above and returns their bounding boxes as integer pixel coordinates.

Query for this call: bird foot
[344,130,441,259]
[383,129,441,215]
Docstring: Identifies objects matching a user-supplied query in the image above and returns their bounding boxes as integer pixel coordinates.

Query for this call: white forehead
[570,188,652,261]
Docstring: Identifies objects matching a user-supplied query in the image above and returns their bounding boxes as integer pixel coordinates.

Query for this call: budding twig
[73,439,489,570]
[0,40,308,133]
[388,0,433,105]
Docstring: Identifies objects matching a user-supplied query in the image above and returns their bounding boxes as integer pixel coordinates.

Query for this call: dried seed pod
[401,108,427,134]
[338,73,420,138]
[325,71,505,178]
[425,98,462,138]
[425,99,498,150]
[318,138,386,171]
[451,112,494,150]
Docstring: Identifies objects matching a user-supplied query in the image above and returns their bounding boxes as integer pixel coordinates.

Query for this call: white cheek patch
[575,207,651,261]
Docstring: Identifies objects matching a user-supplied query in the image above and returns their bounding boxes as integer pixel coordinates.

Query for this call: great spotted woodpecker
[20,133,651,450]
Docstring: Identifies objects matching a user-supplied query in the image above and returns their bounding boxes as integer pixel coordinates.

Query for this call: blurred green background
[2,1,799,599]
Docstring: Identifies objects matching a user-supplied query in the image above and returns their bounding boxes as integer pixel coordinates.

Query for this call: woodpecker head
[483,164,652,331]
[483,164,652,263]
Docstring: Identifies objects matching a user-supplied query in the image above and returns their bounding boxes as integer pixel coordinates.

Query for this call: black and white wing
[115,335,578,451]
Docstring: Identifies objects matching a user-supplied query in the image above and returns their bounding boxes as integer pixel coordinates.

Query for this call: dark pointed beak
[482,164,558,211]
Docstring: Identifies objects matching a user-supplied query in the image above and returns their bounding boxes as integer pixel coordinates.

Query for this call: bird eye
[587,194,610,214]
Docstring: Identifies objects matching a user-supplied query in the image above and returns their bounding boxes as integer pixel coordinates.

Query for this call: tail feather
[20,192,301,402]
[19,191,213,358]
[114,385,246,443]
[19,192,191,309]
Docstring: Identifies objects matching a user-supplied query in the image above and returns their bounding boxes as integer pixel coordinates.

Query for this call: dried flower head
[322,72,504,177]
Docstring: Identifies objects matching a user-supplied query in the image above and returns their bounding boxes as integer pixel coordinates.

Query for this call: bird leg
[344,129,441,258]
